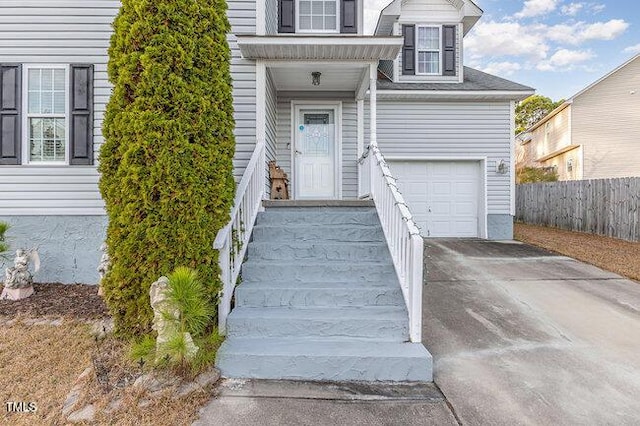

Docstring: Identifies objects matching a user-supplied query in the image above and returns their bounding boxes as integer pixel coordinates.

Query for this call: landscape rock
[67,404,96,423]
[104,397,123,414]
[133,372,179,393]
[62,366,94,416]
[90,318,114,340]
[175,368,221,398]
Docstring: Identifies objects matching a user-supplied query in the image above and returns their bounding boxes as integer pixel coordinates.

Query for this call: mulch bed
[515,223,640,283]
[0,283,109,319]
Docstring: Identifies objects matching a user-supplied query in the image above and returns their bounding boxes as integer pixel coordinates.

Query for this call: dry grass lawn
[515,223,640,282]
[0,320,93,425]
[0,319,216,425]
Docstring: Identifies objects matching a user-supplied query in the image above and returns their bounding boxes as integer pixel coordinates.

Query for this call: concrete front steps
[216,201,433,382]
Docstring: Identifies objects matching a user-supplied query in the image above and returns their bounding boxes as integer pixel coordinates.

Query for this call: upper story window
[298,0,338,32]
[25,65,68,164]
[401,24,456,77]
[278,0,357,34]
[416,26,441,75]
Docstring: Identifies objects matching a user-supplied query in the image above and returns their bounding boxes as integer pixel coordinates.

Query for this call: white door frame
[386,156,488,239]
[290,100,343,200]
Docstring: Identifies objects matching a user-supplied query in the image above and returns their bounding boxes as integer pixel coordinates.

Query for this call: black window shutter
[402,25,415,75]
[69,64,94,165]
[442,25,456,76]
[0,64,22,165]
[278,0,295,33]
[340,0,357,34]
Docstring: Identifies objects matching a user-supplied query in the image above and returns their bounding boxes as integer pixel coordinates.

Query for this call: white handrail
[358,143,424,342]
[214,139,266,334]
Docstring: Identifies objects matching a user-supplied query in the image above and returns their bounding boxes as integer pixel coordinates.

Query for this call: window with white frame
[416,26,441,75]
[298,0,338,32]
[25,66,68,164]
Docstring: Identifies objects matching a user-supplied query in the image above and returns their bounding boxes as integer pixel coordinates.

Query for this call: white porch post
[357,99,364,157]
[369,62,377,147]
[256,60,267,204]
[369,62,378,198]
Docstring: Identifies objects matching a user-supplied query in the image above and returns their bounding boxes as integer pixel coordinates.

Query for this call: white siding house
[0,0,533,284]
[518,54,640,181]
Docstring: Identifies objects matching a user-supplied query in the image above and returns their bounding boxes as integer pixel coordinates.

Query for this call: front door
[294,108,338,199]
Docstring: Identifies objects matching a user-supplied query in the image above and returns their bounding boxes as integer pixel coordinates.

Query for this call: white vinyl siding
[0,1,116,214]
[228,0,258,181]
[276,93,358,199]
[0,0,257,215]
[265,0,278,34]
[264,68,278,197]
[572,56,640,179]
[366,100,513,215]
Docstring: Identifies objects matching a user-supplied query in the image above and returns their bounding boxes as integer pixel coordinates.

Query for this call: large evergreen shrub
[99,0,236,336]
[0,222,9,259]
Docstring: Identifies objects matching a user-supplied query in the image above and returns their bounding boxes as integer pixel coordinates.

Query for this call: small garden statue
[269,161,289,200]
[150,276,198,362]
[97,243,110,296]
[1,249,40,301]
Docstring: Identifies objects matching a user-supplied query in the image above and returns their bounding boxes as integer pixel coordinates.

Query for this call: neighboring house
[517,54,640,181]
[0,0,533,285]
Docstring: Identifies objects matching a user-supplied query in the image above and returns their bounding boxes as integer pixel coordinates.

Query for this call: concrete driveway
[424,239,640,425]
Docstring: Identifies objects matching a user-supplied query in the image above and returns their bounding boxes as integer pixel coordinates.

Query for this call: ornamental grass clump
[99,0,236,336]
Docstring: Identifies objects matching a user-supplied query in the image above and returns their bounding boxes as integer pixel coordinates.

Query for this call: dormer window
[401,24,457,77]
[416,26,441,75]
[298,0,338,32]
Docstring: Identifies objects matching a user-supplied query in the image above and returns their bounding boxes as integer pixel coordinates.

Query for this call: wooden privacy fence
[516,177,640,242]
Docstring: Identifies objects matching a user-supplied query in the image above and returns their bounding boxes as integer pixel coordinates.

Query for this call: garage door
[389,161,480,237]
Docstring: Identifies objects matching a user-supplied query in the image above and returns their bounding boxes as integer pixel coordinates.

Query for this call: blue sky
[364,0,639,101]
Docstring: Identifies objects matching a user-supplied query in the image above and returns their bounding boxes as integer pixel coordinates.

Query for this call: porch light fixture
[496,159,508,174]
[311,72,321,86]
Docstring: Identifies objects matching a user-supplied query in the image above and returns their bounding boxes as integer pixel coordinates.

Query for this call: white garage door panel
[389,161,480,238]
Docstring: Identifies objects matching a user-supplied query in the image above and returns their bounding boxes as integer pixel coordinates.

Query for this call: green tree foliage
[516,166,559,184]
[99,0,236,336]
[516,95,565,134]
[0,222,9,258]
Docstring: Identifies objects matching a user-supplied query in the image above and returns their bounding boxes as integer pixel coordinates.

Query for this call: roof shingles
[377,67,534,92]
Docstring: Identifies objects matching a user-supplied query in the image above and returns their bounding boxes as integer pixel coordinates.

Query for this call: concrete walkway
[193,379,458,425]
[425,239,640,425]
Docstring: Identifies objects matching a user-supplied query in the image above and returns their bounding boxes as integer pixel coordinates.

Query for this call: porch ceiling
[236,36,402,61]
[269,63,367,92]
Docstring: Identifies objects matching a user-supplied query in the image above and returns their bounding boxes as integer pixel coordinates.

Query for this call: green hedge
[99,0,236,336]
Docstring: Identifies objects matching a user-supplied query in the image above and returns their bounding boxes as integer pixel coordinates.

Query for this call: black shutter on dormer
[340,0,357,34]
[0,64,22,165]
[443,25,456,76]
[402,25,415,75]
[69,64,94,165]
[278,0,295,33]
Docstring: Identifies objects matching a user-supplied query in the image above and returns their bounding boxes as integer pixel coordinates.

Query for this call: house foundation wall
[487,214,513,240]
[0,216,107,284]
